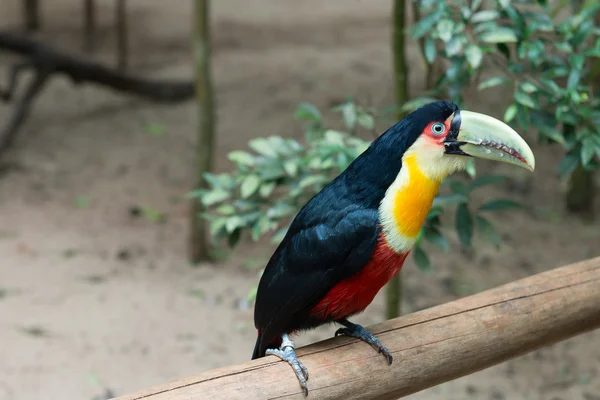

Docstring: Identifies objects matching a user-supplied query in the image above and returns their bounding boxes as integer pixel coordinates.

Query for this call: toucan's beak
[444,110,535,171]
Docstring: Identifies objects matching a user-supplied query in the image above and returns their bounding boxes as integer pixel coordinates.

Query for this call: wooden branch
[112,257,600,400]
[0,31,194,102]
[0,31,193,154]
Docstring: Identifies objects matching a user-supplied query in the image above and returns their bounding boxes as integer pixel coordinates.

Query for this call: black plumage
[252,100,459,359]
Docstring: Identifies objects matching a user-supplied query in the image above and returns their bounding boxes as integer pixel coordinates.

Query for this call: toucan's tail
[251,331,262,360]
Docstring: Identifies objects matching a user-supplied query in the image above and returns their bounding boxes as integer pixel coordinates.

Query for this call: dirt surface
[1,1,599,399]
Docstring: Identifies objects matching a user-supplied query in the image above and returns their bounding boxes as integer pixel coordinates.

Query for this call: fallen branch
[112,256,600,400]
[0,31,194,101]
[0,31,194,153]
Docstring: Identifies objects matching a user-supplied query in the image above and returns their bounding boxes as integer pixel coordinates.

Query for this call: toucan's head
[384,100,535,181]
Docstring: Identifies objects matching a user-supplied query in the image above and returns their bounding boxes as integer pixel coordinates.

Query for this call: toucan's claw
[265,335,309,396]
[335,320,393,365]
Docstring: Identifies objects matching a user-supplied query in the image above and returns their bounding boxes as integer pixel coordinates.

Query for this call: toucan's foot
[265,334,309,396]
[335,319,393,365]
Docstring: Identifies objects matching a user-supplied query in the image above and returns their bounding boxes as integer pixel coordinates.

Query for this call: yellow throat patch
[391,154,441,238]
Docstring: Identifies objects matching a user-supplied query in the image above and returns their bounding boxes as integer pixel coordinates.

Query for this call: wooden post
[116,0,128,70]
[23,0,40,32]
[83,0,97,52]
[386,0,410,319]
[112,257,600,400]
[189,0,215,263]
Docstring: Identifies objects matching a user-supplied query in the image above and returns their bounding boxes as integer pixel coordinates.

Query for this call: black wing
[254,197,380,356]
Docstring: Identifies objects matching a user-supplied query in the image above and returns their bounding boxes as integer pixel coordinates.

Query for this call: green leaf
[240,175,261,199]
[433,193,469,208]
[201,189,230,206]
[229,151,256,167]
[424,228,450,252]
[449,180,469,196]
[514,92,537,108]
[558,152,580,177]
[299,175,330,189]
[476,216,501,247]
[270,227,288,244]
[249,138,278,157]
[340,102,357,130]
[259,182,276,198]
[266,203,296,219]
[567,69,581,91]
[504,104,517,123]
[143,122,166,136]
[478,76,509,90]
[216,204,236,215]
[480,27,518,43]
[413,245,432,273]
[466,158,477,178]
[209,217,227,237]
[203,172,222,189]
[424,37,436,64]
[247,286,258,303]
[399,97,439,113]
[471,10,499,23]
[446,36,463,57]
[581,137,598,167]
[437,19,454,42]
[520,82,538,93]
[324,129,346,146]
[294,102,321,122]
[543,129,566,145]
[225,216,245,233]
[470,174,507,190]
[75,196,89,208]
[479,199,523,212]
[465,44,483,69]
[427,206,444,220]
[283,160,298,177]
[410,8,444,39]
[455,204,474,247]
[357,112,375,129]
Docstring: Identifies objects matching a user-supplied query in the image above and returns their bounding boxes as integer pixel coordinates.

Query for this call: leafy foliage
[189,101,520,272]
[412,0,600,179]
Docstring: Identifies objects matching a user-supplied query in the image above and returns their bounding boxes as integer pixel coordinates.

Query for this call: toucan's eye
[431,122,446,135]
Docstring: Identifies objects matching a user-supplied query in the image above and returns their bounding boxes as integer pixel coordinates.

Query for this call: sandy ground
[0,1,599,399]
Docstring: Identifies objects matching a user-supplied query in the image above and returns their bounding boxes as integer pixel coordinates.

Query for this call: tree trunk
[386,0,410,319]
[189,0,216,263]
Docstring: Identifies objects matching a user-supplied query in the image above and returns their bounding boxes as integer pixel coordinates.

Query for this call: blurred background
[0,0,599,399]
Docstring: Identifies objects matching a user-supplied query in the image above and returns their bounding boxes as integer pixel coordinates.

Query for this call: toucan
[251,100,535,395]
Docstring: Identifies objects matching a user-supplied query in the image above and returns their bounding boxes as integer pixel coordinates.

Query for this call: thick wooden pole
[189,0,215,263]
[112,257,600,400]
